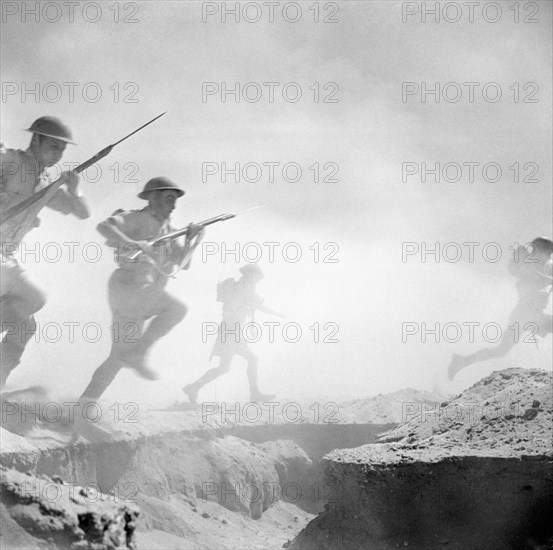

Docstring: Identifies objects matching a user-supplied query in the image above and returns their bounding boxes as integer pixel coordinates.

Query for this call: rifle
[1,113,166,237]
[127,205,265,263]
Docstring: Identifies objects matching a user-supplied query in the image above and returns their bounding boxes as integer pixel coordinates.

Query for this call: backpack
[216,278,236,303]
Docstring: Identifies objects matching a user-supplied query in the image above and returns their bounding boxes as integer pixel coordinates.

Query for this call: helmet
[510,237,553,279]
[240,263,264,279]
[138,177,186,199]
[529,237,553,255]
[25,116,75,144]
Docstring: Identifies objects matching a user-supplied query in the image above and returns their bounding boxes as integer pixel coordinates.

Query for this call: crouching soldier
[1,117,90,390]
[80,177,205,400]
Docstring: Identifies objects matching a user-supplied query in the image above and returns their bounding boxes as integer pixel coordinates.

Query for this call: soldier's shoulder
[109,207,144,217]
[106,207,148,227]
[0,147,25,162]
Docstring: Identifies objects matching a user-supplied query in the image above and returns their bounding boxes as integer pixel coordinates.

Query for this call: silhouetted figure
[183,264,285,405]
[448,237,552,380]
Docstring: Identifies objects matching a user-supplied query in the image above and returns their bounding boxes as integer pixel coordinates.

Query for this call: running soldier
[448,237,553,380]
[183,263,285,405]
[80,177,204,400]
[1,117,90,390]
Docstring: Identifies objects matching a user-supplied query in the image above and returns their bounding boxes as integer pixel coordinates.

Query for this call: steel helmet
[240,263,264,279]
[25,116,75,144]
[529,237,553,255]
[138,177,186,200]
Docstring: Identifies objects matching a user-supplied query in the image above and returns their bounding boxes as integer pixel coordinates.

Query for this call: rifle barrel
[153,214,234,245]
[126,213,236,261]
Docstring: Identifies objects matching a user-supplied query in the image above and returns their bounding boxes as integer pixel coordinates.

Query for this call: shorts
[210,321,253,360]
[107,268,183,349]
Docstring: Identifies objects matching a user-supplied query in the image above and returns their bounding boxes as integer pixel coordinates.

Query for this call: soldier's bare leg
[245,352,259,397]
[241,348,275,402]
[0,264,46,389]
[447,304,547,380]
[81,293,188,400]
[108,270,187,376]
[183,355,233,405]
[127,295,187,367]
[79,353,127,400]
[536,313,552,337]
[447,334,517,380]
[79,315,145,400]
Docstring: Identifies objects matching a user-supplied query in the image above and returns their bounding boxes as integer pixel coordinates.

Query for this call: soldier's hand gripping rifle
[128,206,264,277]
[1,113,166,244]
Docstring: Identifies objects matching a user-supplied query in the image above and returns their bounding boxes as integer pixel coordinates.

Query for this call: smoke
[2,1,551,405]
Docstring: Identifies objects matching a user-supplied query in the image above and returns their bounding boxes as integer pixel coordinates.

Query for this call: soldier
[183,263,285,405]
[80,177,205,400]
[0,117,90,390]
[448,237,553,380]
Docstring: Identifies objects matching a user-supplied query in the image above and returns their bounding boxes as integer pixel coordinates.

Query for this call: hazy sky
[1,1,551,405]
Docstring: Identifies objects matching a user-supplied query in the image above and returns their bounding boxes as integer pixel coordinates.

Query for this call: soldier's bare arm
[46,171,90,219]
[178,224,206,270]
[58,171,90,219]
[256,304,286,318]
[97,214,153,255]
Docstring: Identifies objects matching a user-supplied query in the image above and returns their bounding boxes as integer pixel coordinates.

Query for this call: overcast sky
[1,1,551,405]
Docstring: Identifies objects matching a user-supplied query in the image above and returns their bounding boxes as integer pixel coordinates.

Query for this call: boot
[250,390,276,403]
[124,350,159,381]
[183,384,199,406]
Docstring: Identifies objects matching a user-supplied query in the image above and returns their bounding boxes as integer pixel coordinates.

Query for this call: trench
[0,416,395,549]
[225,422,395,513]
[291,454,553,550]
